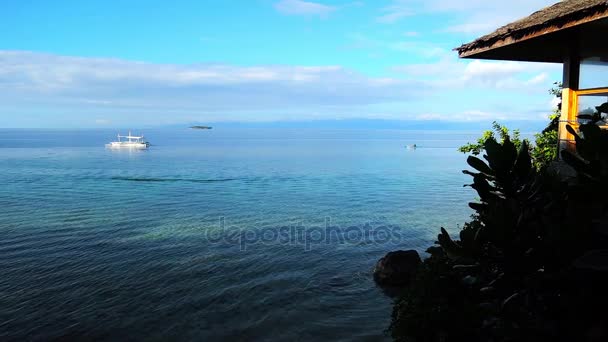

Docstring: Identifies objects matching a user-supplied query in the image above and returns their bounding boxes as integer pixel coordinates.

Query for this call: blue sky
[0,0,561,128]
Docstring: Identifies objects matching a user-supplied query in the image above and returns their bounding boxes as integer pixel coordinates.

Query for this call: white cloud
[0,51,349,89]
[377,0,556,34]
[525,73,548,86]
[415,113,441,120]
[388,54,561,122]
[342,33,449,58]
[461,110,504,121]
[416,110,503,122]
[0,50,431,124]
[444,21,506,34]
[274,0,336,17]
[395,56,559,89]
[462,60,525,81]
[416,110,502,122]
[0,50,563,126]
[425,0,552,13]
[377,3,413,23]
[392,57,457,77]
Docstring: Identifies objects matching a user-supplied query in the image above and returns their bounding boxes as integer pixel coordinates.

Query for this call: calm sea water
[0,128,477,341]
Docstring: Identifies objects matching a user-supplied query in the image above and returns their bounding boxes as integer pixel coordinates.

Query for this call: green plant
[561,101,608,181]
[531,129,558,170]
[391,120,608,341]
[449,137,541,257]
[458,121,525,156]
[460,82,563,170]
[530,82,562,169]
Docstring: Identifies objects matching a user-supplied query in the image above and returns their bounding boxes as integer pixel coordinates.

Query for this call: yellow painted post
[559,88,577,152]
[559,54,580,155]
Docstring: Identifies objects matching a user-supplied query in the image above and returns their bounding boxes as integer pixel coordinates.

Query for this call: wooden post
[559,53,580,154]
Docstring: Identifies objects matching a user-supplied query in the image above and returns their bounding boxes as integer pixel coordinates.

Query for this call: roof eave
[456,7,608,62]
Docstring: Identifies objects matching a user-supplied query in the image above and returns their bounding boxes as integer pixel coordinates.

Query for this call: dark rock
[573,249,608,272]
[586,317,608,342]
[501,292,523,317]
[373,250,421,286]
[479,286,495,295]
[452,264,480,271]
[488,272,505,287]
[461,275,478,286]
[478,302,498,313]
[425,246,444,256]
[482,316,500,329]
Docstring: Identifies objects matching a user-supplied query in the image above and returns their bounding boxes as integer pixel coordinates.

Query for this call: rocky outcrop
[373,250,421,286]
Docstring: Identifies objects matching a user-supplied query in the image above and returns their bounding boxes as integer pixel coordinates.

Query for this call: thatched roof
[456,0,608,59]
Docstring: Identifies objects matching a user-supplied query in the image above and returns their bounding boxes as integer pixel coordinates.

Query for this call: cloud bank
[0,50,560,127]
[0,51,424,126]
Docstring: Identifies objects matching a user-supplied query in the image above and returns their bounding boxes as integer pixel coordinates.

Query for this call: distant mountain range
[177,119,548,133]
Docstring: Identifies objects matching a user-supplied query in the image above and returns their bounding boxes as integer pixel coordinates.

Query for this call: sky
[0,0,563,128]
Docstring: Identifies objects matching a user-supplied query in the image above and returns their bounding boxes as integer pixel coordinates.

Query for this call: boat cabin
[455,0,608,152]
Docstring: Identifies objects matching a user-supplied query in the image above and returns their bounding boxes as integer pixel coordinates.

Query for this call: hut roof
[456,0,608,61]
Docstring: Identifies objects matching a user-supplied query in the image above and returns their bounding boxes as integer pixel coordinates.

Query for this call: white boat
[105,131,150,149]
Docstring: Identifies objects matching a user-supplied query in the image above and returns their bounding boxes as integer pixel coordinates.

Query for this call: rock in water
[373,250,421,286]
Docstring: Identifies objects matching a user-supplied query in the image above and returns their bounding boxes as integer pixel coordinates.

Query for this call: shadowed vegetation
[390,85,608,341]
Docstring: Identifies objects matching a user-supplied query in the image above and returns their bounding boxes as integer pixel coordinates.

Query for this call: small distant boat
[190,126,212,130]
[105,131,150,149]
[406,144,417,149]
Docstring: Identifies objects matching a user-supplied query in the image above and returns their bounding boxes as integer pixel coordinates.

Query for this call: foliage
[530,82,562,169]
[390,124,608,341]
[459,82,563,170]
[458,122,524,156]
[530,129,558,170]
[561,98,608,182]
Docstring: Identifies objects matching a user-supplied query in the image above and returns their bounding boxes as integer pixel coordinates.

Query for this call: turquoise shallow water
[0,128,476,340]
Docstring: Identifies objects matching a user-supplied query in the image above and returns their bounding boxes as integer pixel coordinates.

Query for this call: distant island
[190,126,212,130]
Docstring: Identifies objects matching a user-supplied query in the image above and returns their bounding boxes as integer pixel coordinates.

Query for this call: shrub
[459,82,562,170]
[390,121,608,341]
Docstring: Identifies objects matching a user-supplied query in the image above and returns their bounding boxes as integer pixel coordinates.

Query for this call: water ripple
[110,176,239,183]
[0,129,477,341]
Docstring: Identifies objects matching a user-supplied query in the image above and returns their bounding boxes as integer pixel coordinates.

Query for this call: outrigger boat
[105,131,150,149]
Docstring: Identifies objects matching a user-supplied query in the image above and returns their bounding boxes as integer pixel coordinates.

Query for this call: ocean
[0,127,478,340]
